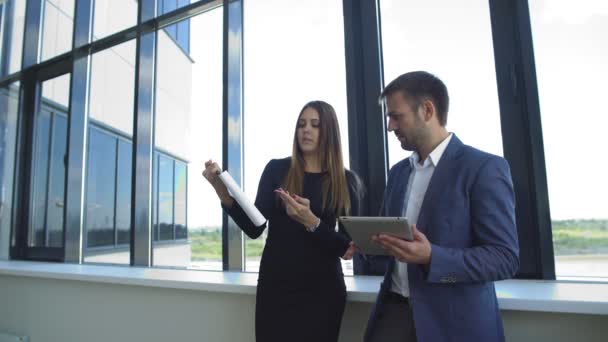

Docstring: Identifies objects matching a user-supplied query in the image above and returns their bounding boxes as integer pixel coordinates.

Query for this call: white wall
[0,275,606,342]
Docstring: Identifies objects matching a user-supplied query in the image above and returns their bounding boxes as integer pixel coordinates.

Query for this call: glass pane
[84,39,135,265]
[116,140,132,245]
[380,0,503,168]
[30,73,71,247]
[93,0,138,41]
[153,152,159,241]
[40,0,75,62]
[85,128,117,248]
[47,114,67,247]
[0,0,27,75]
[158,155,174,241]
[529,0,608,279]
[243,0,350,273]
[0,82,20,248]
[174,161,187,240]
[153,8,222,270]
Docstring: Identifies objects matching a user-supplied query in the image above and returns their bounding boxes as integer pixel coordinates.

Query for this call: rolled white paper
[218,171,267,227]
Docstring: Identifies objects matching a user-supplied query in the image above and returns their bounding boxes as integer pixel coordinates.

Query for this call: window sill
[1,260,607,315]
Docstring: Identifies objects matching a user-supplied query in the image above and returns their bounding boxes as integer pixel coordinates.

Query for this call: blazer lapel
[416,135,464,232]
[389,161,411,217]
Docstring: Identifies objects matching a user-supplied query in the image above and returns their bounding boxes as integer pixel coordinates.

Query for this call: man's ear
[421,99,437,123]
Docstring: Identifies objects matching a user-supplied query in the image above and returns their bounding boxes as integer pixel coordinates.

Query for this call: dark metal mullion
[11,78,39,258]
[342,0,386,216]
[222,0,244,271]
[489,0,554,279]
[131,0,157,267]
[64,0,94,263]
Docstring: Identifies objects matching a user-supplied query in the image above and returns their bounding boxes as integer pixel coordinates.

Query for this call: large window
[0,82,19,252]
[243,0,351,273]
[530,0,608,279]
[83,40,136,265]
[380,0,503,168]
[153,8,223,270]
[30,74,71,248]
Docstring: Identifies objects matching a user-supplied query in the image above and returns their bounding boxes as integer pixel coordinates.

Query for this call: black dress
[225,157,362,342]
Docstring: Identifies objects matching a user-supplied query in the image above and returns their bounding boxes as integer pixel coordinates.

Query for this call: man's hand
[274,188,319,229]
[342,241,357,260]
[372,224,432,265]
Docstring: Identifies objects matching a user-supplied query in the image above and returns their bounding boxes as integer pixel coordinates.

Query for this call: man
[365,71,519,342]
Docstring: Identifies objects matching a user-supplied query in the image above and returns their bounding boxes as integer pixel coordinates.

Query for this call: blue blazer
[366,135,519,342]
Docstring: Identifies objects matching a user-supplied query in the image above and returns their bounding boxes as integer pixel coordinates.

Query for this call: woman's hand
[274,188,319,230]
[202,160,234,207]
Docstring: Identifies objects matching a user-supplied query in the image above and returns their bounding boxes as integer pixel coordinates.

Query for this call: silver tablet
[339,216,413,256]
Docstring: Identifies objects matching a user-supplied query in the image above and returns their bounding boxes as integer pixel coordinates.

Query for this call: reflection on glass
[116,140,132,245]
[29,74,71,247]
[153,153,159,241]
[0,83,20,247]
[47,114,67,247]
[84,40,135,265]
[86,128,117,248]
[93,0,138,41]
[158,155,174,241]
[0,0,27,76]
[243,0,350,273]
[30,111,52,246]
[529,0,608,279]
[40,0,75,61]
[380,0,503,168]
[158,0,191,54]
[175,161,187,240]
[153,8,222,270]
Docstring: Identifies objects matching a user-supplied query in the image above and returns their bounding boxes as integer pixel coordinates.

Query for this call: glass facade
[530,0,608,279]
[0,0,602,282]
[152,8,222,270]
[29,74,71,248]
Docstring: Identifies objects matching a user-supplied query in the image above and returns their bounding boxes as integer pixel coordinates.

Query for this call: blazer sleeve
[426,156,520,283]
[222,160,278,239]
[309,171,363,258]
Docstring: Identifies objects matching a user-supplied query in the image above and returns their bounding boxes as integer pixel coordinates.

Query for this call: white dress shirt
[390,133,453,297]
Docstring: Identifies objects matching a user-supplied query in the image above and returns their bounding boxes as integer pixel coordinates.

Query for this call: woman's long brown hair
[282,101,351,215]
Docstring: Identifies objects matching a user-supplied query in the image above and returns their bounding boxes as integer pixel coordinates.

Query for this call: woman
[203,100,362,341]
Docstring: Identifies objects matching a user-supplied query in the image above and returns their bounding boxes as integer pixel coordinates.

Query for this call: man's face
[385,92,427,152]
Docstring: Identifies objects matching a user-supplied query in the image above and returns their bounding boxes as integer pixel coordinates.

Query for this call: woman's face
[297,107,321,155]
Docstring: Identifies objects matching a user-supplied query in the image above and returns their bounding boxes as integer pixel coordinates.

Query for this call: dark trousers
[364,291,417,342]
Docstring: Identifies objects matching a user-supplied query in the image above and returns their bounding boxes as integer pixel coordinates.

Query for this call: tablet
[339,216,413,256]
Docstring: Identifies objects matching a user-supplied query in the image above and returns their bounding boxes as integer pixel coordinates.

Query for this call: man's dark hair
[380,71,449,126]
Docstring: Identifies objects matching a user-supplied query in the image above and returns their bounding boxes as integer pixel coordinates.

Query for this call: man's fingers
[375,234,413,260]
